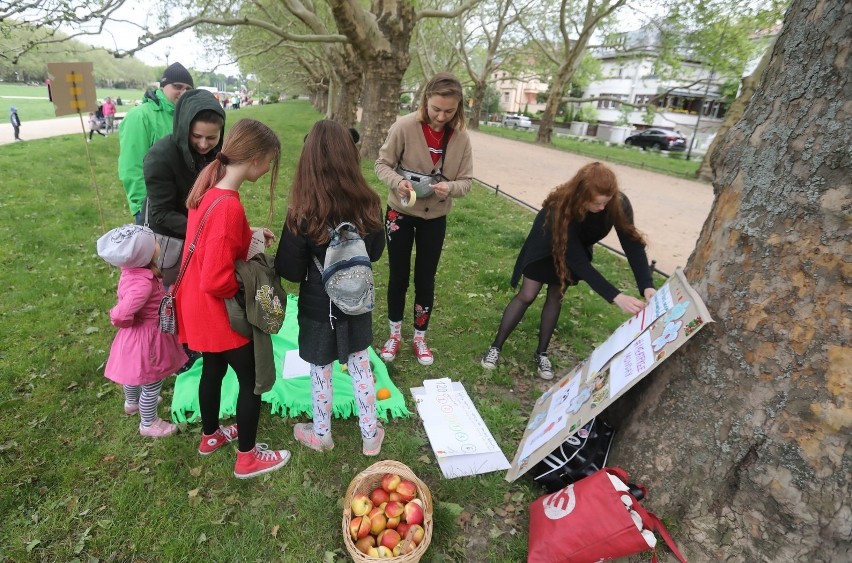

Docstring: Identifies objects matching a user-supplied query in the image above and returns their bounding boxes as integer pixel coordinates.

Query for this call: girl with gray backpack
[275,120,386,456]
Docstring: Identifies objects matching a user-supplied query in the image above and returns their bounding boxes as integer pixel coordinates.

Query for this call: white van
[502,114,532,128]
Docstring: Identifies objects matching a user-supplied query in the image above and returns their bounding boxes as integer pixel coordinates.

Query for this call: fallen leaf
[271,525,280,538]
[84,326,99,334]
[197,532,207,544]
[189,466,202,477]
[26,540,40,553]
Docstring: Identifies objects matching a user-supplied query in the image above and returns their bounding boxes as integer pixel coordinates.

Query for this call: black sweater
[510,194,654,302]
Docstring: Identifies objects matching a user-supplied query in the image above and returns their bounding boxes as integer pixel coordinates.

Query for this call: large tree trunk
[359,61,406,160]
[610,0,850,560]
[332,50,363,128]
[695,37,776,183]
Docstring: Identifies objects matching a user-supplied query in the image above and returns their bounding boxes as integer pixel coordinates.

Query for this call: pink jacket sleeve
[110,273,154,328]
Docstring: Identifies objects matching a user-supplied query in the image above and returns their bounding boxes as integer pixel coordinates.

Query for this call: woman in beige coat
[374,72,474,366]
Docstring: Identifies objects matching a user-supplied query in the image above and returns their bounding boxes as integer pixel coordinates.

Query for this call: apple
[396,522,411,538]
[386,515,401,529]
[375,545,393,558]
[409,498,424,509]
[381,472,401,493]
[370,512,387,535]
[368,506,384,520]
[354,535,375,554]
[392,541,416,556]
[370,487,390,506]
[403,500,424,526]
[367,547,379,557]
[350,493,373,516]
[389,492,401,502]
[407,524,425,545]
[378,528,401,550]
[384,500,404,519]
[349,515,371,540]
[396,480,417,502]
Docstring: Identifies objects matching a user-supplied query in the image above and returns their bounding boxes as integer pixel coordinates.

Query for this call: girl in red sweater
[177,118,289,479]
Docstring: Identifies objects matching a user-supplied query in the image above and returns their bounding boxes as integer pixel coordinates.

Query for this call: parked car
[624,128,687,151]
[502,114,532,128]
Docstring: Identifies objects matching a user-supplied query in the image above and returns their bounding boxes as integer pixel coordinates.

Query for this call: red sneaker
[412,339,434,366]
[380,337,401,362]
[233,444,291,479]
[198,424,238,456]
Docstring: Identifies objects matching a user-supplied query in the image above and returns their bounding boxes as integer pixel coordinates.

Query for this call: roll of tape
[401,189,417,208]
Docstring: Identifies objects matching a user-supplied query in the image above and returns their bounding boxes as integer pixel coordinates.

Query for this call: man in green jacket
[118,62,194,223]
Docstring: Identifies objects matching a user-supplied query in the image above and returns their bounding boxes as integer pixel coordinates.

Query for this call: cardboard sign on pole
[505,268,714,482]
[47,62,97,117]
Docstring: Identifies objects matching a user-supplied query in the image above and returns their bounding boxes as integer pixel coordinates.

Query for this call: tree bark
[610,0,851,560]
[468,79,487,130]
[695,37,776,183]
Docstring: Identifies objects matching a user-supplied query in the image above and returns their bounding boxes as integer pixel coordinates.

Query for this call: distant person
[374,72,474,366]
[276,120,386,456]
[115,96,124,106]
[96,225,187,438]
[118,62,194,223]
[9,106,22,141]
[480,162,656,380]
[88,111,106,141]
[102,97,117,134]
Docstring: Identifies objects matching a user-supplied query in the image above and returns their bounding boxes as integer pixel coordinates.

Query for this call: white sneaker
[534,353,554,380]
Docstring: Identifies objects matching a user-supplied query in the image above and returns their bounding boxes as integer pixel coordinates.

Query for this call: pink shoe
[234,444,290,479]
[412,339,434,366]
[198,424,239,456]
[380,337,401,362]
[139,417,178,438]
[124,396,162,415]
[362,423,385,456]
[293,422,334,451]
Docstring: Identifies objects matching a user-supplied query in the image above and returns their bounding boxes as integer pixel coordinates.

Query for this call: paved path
[2,115,714,274]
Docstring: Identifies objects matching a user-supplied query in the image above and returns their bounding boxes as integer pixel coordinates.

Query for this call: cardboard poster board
[506,268,713,482]
[47,62,97,117]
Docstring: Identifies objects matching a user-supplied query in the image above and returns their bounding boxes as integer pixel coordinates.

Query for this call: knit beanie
[160,62,194,88]
[97,225,157,268]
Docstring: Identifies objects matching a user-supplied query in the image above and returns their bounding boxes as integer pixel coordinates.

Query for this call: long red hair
[286,120,382,242]
[542,162,646,292]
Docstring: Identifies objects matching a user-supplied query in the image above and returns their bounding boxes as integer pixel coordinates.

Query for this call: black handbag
[530,417,615,492]
[158,195,230,334]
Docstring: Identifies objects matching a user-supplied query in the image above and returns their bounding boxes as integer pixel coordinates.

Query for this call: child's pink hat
[97,225,156,268]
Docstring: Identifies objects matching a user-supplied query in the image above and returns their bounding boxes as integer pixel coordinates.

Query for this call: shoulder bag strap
[169,194,232,294]
[143,197,151,228]
[436,127,452,176]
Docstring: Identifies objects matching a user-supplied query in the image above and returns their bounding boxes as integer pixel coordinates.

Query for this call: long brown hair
[416,72,467,131]
[286,120,382,243]
[543,162,646,292]
[186,118,281,222]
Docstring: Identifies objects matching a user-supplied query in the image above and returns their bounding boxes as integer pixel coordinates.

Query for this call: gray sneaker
[534,353,554,380]
[481,346,501,369]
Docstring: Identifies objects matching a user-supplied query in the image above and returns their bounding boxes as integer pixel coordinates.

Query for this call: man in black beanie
[118,62,195,223]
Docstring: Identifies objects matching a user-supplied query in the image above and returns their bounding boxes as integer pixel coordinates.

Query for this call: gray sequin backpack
[313,222,374,320]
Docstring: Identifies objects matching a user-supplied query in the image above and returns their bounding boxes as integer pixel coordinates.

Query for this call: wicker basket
[342,460,433,562]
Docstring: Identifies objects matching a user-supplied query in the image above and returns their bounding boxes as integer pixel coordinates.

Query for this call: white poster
[415,382,500,457]
[281,349,311,379]
[609,331,655,397]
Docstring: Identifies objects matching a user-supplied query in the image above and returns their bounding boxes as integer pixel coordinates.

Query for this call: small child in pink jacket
[97,225,187,437]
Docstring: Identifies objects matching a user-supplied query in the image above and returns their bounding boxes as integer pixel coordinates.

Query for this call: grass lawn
[0,100,665,561]
[0,83,149,122]
[480,123,702,180]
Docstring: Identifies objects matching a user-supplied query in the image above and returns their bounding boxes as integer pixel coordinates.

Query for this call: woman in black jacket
[481,162,656,380]
[143,89,226,243]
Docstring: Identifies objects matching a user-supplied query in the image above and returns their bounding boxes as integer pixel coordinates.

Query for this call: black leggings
[492,277,564,355]
[199,342,261,452]
[385,208,447,331]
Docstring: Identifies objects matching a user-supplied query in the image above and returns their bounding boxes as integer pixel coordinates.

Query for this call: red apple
[396,480,417,502]
[350,493,372,516]
[368,506,384,520]
[403,499,424,526]
[396,522,411,538]
[389,492,401,502]
[370,512,387,535]
[354,535,375,554]
[370,487,390,506]
[378,528,401,550]
[407,524,425,545]
[409,498,424,509]
[381,472,401,493]
[349,515,371,540]
[386,515,400,529]
[384,500,404,519]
